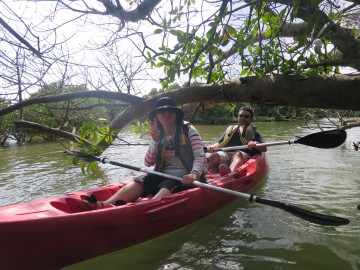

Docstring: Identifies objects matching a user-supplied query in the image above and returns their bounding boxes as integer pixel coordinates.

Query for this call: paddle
[68,151,350,226]
[205,129,347,152]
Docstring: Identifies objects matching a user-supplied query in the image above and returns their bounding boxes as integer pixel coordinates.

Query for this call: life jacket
[154,121,206,181]
[218,124,255,148]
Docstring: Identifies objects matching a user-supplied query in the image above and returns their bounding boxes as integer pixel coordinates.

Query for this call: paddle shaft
[209,129,347,152]
[213,141,291,152]
[96,156,256,201]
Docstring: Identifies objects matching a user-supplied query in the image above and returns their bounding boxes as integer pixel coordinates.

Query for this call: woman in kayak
[80,97,207,209]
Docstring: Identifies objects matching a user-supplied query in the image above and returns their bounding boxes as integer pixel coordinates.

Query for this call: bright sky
[2,0,175,97]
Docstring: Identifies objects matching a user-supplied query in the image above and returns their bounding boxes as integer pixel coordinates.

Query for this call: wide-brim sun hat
[149,97,184,121]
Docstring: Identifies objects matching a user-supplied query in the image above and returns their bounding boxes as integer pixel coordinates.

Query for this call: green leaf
[240,68,249,76]
[155,62,164,67]
[90,162,98,171]
[226,25,237,38]
[158,57,173,65]
[265,28,272,38]
[154,29,163,34]
[92,132,98,142]
[81,163,86,174]
[206,27,216,39]
[254,67,263,77]
[72,157,79,165]
[170,29,184,37]
[210,47,218,56]
[222,32,228,42]
[167,67,176,80]
[105,135,113,144]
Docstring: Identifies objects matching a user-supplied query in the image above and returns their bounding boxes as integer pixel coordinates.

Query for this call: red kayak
[0,153,269,270]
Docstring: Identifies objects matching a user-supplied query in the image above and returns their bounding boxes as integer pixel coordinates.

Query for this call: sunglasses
[238,114,251,119]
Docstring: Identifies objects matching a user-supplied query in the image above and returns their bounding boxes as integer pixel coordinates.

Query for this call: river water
[0,122,359,270]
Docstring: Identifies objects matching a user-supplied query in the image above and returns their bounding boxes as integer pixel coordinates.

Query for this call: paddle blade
[282,203,350,226]
[256,197,350,226]
[294,129,347,149]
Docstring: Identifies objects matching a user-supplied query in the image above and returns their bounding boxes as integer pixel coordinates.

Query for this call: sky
[1,0,171,97]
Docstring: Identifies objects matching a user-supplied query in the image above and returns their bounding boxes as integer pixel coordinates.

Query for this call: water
[0,122,359,270]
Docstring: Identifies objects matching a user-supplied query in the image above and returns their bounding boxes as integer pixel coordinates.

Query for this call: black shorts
[134,174,192,197]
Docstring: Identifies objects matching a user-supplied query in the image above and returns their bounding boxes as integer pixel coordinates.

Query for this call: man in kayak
[206,107,267,176]
[80,97,207,209]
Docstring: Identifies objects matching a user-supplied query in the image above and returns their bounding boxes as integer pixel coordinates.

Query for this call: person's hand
[182,172,199,185]
[207,144,219,153]
[248,141,267,152]
[247,141,257,149]
[149,117,160,142]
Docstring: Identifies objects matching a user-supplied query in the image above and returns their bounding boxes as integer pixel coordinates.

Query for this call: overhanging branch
[0,91,144,116]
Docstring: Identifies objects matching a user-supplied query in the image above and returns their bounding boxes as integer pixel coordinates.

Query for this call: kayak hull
[0,154,268,269]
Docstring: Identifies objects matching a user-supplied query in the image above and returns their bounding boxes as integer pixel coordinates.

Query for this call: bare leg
[152,187,172,199]
[207,152,220,171]
[229,151,247,171]
[103,181,144,204]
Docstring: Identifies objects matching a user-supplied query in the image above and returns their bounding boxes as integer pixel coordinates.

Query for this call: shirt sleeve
[187,125,206,175]
[144,138,159,167]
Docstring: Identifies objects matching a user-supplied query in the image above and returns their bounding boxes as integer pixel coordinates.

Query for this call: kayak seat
[50,198,87,213]
[50,191,115,213]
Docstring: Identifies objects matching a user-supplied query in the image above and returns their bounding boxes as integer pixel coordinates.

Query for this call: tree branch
[0,17,42,58]
[13,119,92,145]
[0,91,144,116]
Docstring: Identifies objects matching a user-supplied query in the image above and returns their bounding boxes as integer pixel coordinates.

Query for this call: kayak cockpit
[50,183,123,213]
